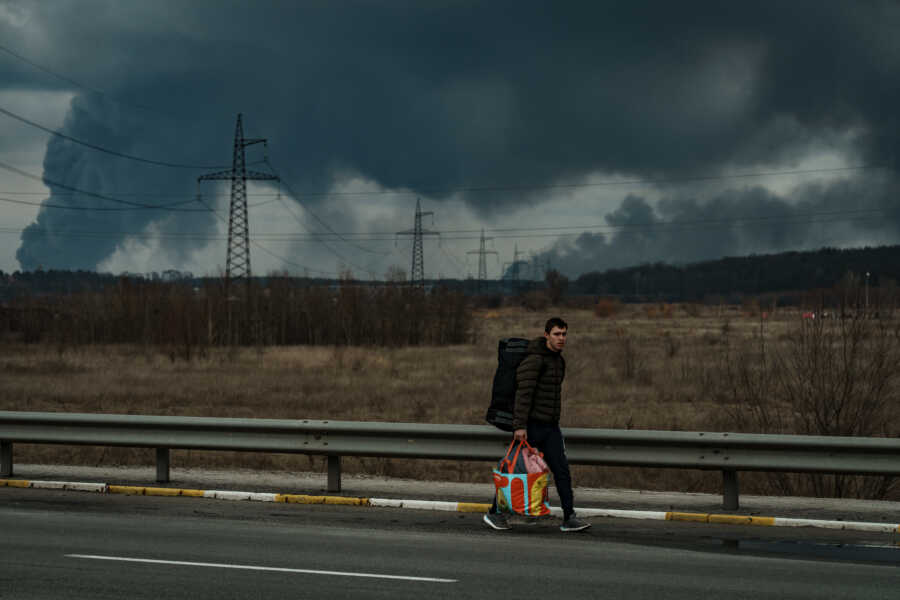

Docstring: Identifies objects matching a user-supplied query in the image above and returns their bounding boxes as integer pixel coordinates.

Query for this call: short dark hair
[544,317,568,333]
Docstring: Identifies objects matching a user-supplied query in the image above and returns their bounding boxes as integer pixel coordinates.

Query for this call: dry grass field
[3,303,898,499]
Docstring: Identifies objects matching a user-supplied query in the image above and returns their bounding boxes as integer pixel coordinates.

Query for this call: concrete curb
[3,478,898,534]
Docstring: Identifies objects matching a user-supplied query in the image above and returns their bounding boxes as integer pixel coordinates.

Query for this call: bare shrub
[662,331,680,358]
[593,298,621,318]
[682,303,703,317]
[544,269,568,304]
[520,290,550,311]
[615,328,644,382]
[1,279,473,352]
[721,313,900,499]
[742,297,759,316]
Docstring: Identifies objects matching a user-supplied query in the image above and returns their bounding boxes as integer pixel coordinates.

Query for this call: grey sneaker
[560,516,591,532]
[483,512,511,530]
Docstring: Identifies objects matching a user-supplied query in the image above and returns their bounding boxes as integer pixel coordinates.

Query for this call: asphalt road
[2,488,899,599]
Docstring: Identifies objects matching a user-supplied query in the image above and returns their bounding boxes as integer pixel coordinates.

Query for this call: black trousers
[490,421,575,519]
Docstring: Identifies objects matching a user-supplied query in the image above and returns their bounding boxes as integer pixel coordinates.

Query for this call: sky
[1,0,899,281]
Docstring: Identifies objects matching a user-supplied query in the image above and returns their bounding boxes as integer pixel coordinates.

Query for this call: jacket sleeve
[513,353,542,429]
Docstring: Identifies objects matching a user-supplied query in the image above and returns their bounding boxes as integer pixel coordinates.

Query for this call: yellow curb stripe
[6,479,31,487]
[276,494,326,504]
[142,487,184,497]
[1,477,877,533]
[108,485,146,495]
[667,512,778,526]
[709,514,753,525]
[666,512,709,523]
[457,502,492,513]
[0,479,31,488]
[325,496,369,507]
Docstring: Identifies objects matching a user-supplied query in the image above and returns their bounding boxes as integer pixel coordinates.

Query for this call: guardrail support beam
[1,441,11,477]
[156,448,170,483]
[327,455,341,493]
[723,470,739,510]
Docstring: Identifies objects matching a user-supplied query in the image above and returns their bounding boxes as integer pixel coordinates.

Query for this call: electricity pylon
[511,243,524,292]
[396,198,438,288]
[467,229,498,291]
[198,113,278,297]
[528,253,550,281]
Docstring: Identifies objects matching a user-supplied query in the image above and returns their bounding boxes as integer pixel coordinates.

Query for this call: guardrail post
[327,455,341,493]
[156,448,170,483]
[1,441,11,477]
[722,470,739,510]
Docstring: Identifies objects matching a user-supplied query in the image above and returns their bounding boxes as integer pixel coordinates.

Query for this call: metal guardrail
[2,411,899,510]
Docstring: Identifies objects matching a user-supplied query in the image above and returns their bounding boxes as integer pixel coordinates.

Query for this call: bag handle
[500,438,542,473]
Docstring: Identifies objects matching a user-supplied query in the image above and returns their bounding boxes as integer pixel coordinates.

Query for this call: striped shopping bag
[492,439,551,516]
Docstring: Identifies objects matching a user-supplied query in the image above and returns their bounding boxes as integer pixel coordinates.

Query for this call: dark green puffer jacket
[512,337,566,429]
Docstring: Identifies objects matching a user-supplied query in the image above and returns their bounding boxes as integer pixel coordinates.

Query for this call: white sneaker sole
[482,514,511,530]
[560,523,592,532]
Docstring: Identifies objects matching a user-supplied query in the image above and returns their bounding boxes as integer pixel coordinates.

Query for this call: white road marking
[65,554,457,583]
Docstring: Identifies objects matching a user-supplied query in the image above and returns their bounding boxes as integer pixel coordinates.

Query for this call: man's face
[544,326,567,352]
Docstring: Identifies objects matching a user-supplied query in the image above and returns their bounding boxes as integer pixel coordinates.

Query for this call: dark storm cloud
[5,0,900,271]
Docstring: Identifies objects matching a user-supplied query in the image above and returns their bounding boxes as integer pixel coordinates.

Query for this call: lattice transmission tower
[510,243,525,292]
[467,229,498,291]
[198,114,278,296]
[396,198,438,288]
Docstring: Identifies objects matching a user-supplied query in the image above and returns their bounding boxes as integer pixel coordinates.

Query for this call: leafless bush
[662,331,680,358]
[615,328,644,382]
[682,303,703,317]
[593,297,621,318]
[721,310,900,499]
[520,290,550,311]
[1,279,472,353]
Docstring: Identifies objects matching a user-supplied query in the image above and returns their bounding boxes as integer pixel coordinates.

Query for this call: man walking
[484,317,591,532]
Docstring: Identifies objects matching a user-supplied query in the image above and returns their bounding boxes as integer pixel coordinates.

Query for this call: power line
[0,161,885,200]
[0,190,283,197]
[248,162,384,276]
[192,193,341,277]
[0,195,200,212]
[250,164,891,200]
[0,43,107,96]
[2,204,889,238]
[428,208,891,235]
[0,189,280,208]
[263,159,389,257]
[0,160,209,211]
[1,44,889,197]
[8,210,886,240]
[0,105,231,169]
[439,245,468,277]
[0,42,184,120]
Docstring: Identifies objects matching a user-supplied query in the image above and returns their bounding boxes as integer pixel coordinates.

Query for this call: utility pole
[198,114,278,298]
[511,243,524,292]
[467,229,498,292]
[396,198,438,288]
[866,271,870,315]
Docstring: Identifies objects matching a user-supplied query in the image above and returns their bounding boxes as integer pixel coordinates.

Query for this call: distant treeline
[573,245,900,304]
[1,243,898,308]
[0,276,471,352]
